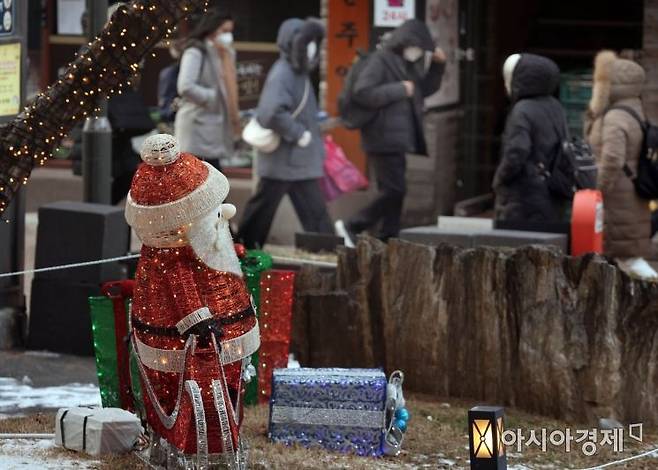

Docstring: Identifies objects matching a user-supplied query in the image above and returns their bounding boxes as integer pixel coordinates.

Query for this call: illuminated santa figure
[125,134,258,469]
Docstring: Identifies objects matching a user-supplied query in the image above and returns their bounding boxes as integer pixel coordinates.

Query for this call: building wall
[403,109,462,223]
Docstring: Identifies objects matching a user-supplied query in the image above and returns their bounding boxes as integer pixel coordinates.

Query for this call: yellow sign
[0,42,20,117]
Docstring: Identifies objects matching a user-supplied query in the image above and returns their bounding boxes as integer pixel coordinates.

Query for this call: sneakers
[335,220,356,248]
[617,257,658,281]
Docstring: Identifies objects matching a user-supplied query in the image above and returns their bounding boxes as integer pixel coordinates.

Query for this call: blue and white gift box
[268,368,406,457]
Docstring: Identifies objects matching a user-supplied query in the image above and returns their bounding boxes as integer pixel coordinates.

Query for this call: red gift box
[257,270,295,403]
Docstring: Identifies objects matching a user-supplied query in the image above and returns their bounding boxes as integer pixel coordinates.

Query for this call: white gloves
[297,130,312,148]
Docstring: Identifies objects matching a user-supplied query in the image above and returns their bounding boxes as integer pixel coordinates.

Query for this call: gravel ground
[1,395,657,469]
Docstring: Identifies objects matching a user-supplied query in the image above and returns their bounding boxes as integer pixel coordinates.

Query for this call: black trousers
[348,152,407,240]
[237,178,334,249]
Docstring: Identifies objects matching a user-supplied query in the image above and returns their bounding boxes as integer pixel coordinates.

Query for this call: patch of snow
[0,438,100,469]
[23,351,61,358]
[438,457,456,466]
[0,377,100,414]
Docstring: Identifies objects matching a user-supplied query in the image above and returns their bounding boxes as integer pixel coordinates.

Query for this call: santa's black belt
[131,305,255,338]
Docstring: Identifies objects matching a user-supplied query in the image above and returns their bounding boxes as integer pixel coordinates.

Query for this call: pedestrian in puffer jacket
[237,18,334,249]
[493,53,569,223]
[585,51,657,280]
[335,19,446,245]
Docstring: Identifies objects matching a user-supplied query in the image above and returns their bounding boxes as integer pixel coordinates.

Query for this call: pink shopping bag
[320,135,369,202]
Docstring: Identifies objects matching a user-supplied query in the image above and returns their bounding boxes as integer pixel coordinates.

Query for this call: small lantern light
[468,406,506,470]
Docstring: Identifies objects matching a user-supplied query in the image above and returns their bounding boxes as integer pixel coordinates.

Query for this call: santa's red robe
[126,138,257,468]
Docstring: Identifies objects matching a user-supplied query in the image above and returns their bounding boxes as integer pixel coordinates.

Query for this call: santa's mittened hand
[220,203,237,220]
[297,131,312,148]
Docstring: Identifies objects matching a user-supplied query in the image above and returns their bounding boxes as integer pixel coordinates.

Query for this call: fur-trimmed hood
[277,18,325,73]
[589,50,645,116]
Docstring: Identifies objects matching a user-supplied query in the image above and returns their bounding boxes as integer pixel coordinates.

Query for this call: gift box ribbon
[270,406,384,429]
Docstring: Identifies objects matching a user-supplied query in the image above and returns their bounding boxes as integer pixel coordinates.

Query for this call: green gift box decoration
[240,250,273,405]
[88,280,143,416]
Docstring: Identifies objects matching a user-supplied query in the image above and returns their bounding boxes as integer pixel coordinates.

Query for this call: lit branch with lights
[0,0,209,217]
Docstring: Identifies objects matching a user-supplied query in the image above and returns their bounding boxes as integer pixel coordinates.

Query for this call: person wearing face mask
[175,10,240,170]
[237,18,334,249]
[335,19,446,246]
[493,53,570,224]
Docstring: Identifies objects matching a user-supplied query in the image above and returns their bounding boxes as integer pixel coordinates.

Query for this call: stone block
[438,216,494,231]
[27,278,101,356]
[399,226,475,248]
[34,201,129,283]
[474,230,569,252]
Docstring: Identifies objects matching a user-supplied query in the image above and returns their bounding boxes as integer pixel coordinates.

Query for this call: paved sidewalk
[0,350,99,416]
[0,350,97,387]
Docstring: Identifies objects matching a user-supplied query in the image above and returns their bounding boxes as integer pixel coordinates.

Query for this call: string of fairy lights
[0,0,210,220]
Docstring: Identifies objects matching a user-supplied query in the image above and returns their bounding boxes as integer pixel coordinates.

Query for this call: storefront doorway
[457,0,644,200]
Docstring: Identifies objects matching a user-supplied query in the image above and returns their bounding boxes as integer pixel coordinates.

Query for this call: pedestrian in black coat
[493,53,569,223]
[335,19,446,245]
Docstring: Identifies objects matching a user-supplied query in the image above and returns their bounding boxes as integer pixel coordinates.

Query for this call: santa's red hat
[125,134,230,248]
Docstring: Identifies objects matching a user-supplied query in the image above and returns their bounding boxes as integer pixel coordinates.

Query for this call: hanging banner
[374,0,416,28]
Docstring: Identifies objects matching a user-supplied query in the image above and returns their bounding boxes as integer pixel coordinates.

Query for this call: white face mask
[307,41,318,61]
[216,32,234,46]
[403,46,423,63]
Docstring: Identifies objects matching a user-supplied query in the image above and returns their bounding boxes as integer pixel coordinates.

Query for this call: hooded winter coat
[353,19,444,156]
[255,19,325,181]
[493,54,568,222]
[586,52,651,259]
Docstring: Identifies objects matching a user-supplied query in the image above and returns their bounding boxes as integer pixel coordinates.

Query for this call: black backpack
[608,106,658,200]
[157,63,180,123]
[338,50,377,130]
[157,45,206,123]
[108,89,156,138]
[543,111,598,199]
